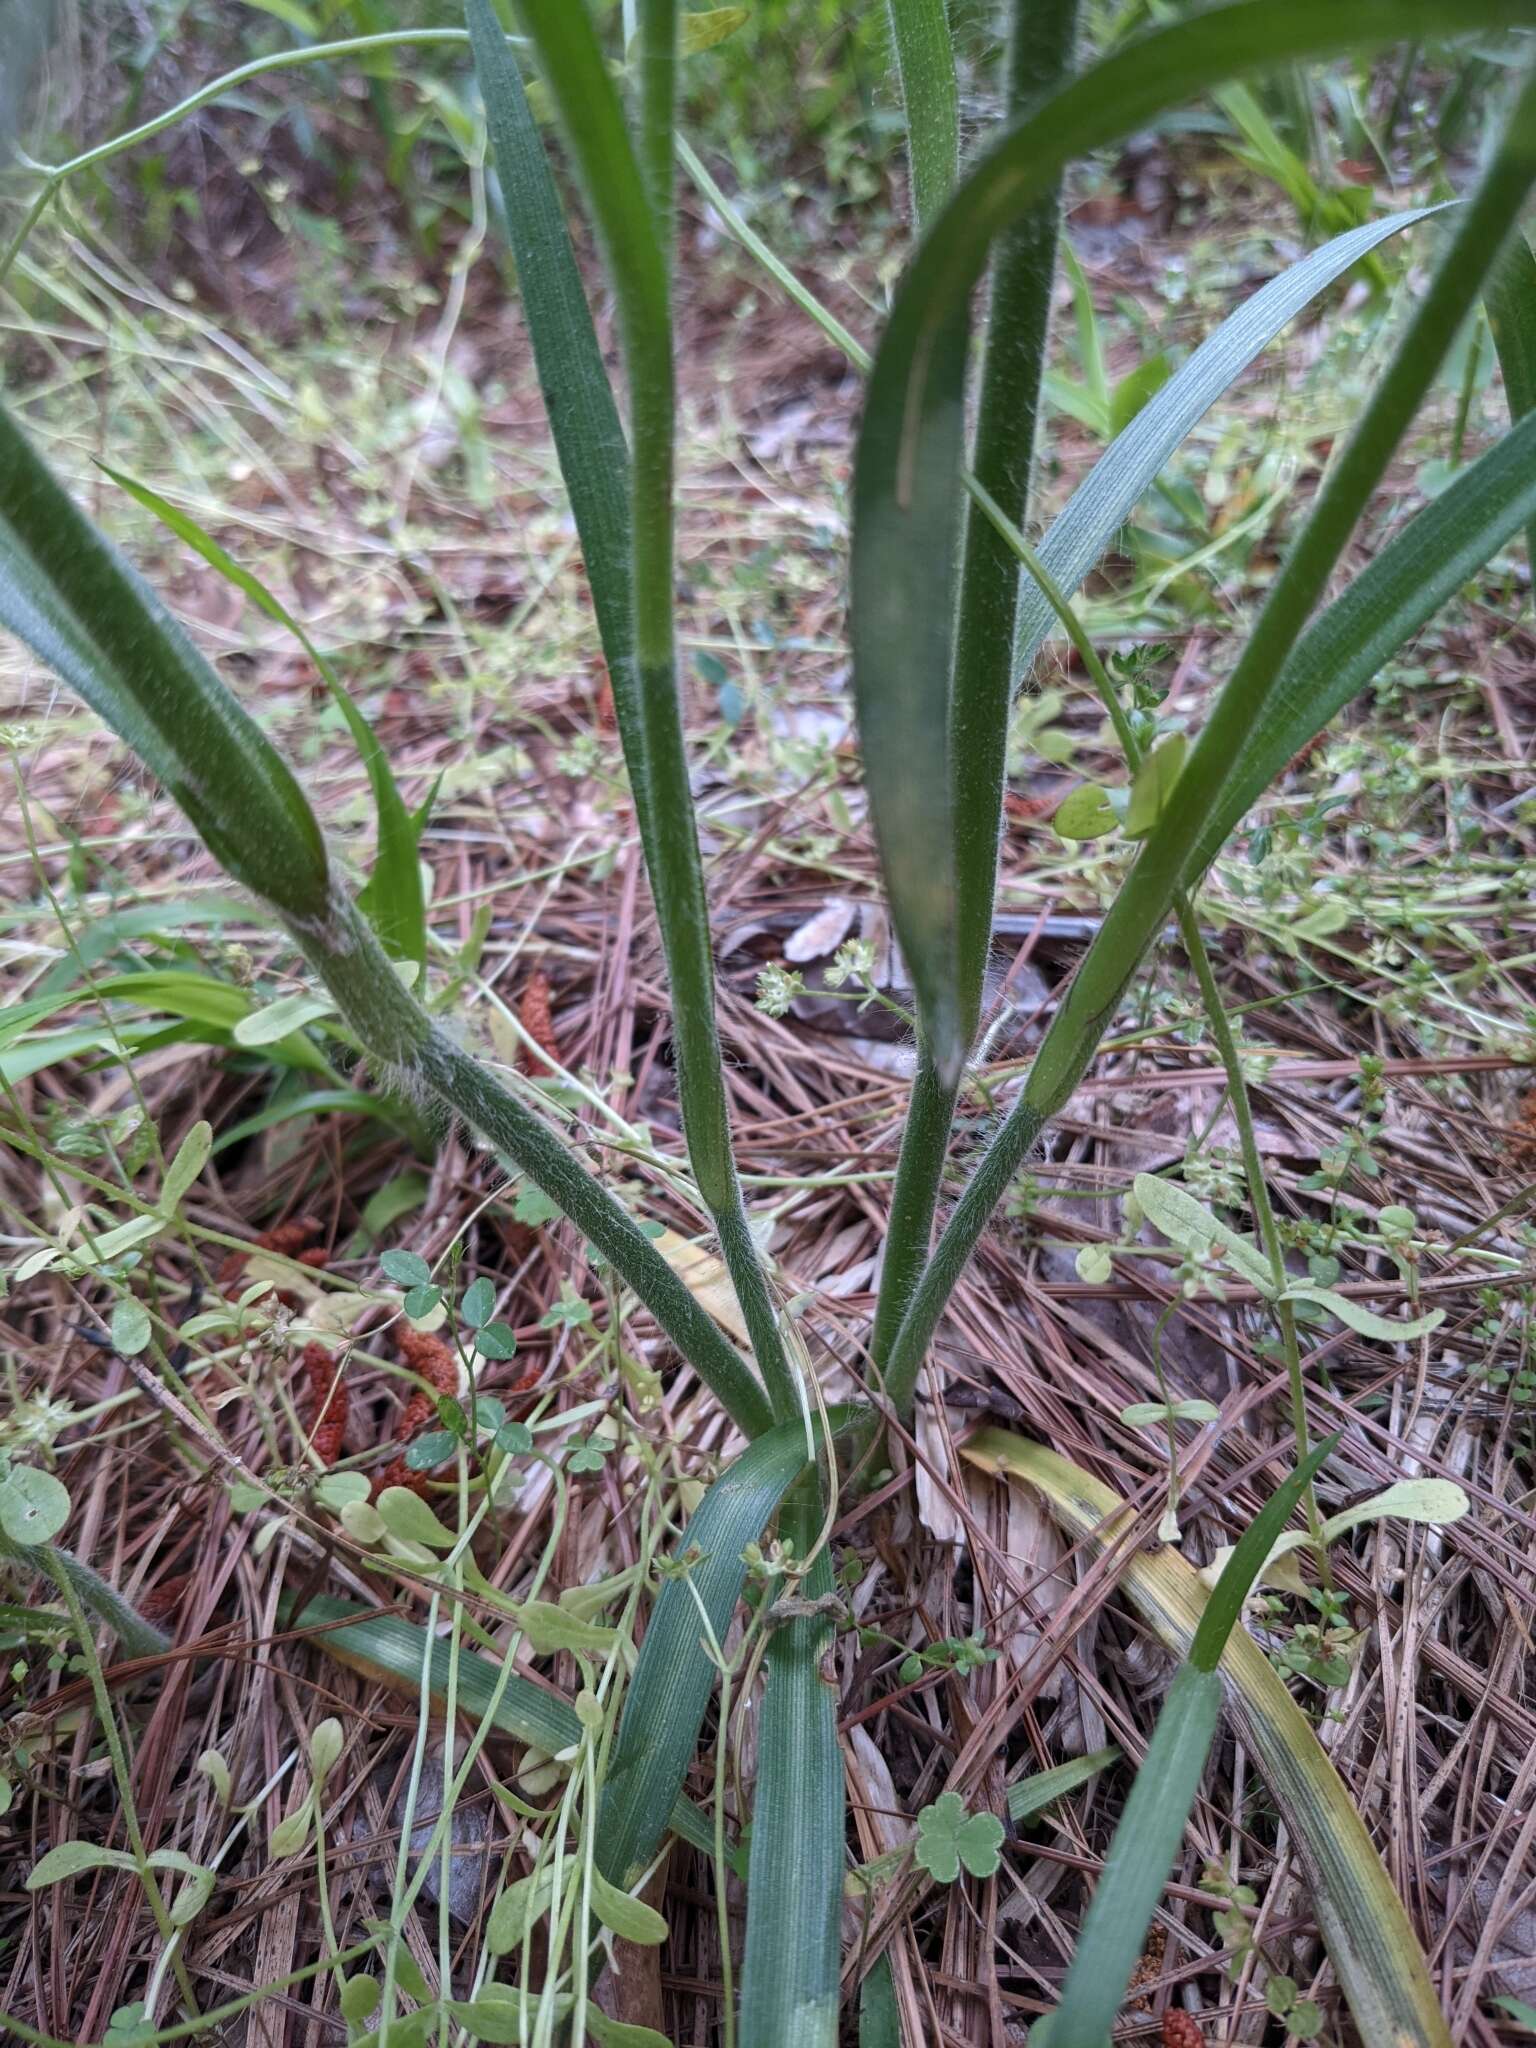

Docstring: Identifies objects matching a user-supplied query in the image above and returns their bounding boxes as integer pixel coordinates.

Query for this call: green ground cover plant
[3,2,1535,2043]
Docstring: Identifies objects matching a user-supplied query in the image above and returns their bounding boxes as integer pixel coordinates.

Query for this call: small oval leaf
[0,1466,71,1547]
[1053,783,1120,841]
[375,1487,458,1550]
[588,1865,669,1945]
[110,1297,151,1357]
[28,1840,138,1887]
[1282,1286,1444,1342]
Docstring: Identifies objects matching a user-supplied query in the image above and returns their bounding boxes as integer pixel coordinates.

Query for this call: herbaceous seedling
[3,1,1536,2042]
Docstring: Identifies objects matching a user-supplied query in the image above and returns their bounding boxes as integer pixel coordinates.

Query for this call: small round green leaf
[313,1470,370,1511]
[1124,731,1187,838]
[339,1499,388,1546]
[340,1976,380,2024]
[404,1430,459,1472]
[487,1871,554,1955]
[168,1866,216,1926]
[381,1249,432,1287]
[196,1749,233,1806]
[461,1276,495,1328]
[308,1716,343,1781]
[0,1466,71,1547]
[111,1297,152,1357]
[1053,783,1120,840]
[269,1797,314,1858]
[475,1321,517,1360]
[587,1865,669,1945]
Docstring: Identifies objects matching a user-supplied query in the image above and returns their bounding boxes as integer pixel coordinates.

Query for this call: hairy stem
[305,891,774,1437]
[510,0,796,1420]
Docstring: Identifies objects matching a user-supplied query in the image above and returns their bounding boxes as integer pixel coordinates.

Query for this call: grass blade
[738,1540,843,2048]
[875,0,1081,1366]
[1013,203,1444,684]
[0,407,329,924]
[288,1596,719,1860]
[1042,1438,1333,2045]
[1007,1746,1120,1826]
[465,0,637,764]
[1043,1664,1223,2047]
[99,464,427,966]
[1485,227,1536,576]
[884,0,958,232]
[599,1411,852,1887]
[949,0,1080,1046]
[506,0,795,1420]
[877,57,1536,1417]
[853,0,1530,1104]
[858,1953,899,2048]
[0,408,774,1438]
[963,1431,1456,2048]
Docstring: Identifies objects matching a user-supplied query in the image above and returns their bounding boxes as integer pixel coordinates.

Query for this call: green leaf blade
[1486,228,1536,575]
[738,1546,843,2048]
[0,408,330,924]
[598,1413,851,1887]
[466,0,634,701]
[288,1594,719,1864]
[1013,202,1445,696]
[1042,1664,1223,2046]
[100,462,427,966]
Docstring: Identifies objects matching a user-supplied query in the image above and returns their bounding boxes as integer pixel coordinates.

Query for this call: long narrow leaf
[963,1432,1455,2048]
[1043,1437,1333,2044]
[853,1,1532,1104]
[1485,227,1536,576]
[506,0,794,1420]
[948,0,1081,1045]
[875,0,1080,1367]
[289,1596,718,1859]
[1043,1665,1222,2048]
[100,464,427,965]
[465,0,638,755]
[858,1954,900,2048]
[738,1542,844,2048]
[877,55,1536,1418]
[0,407,775,1438]
[0,407,330,922]
[599,1411,852,1887]
[1013,204,1443,683]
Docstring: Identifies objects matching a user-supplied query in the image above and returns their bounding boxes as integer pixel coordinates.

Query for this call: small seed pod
[301,1341,348,1466]
[1161,2011,1204,2048]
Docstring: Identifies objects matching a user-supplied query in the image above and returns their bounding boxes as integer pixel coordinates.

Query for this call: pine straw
[2,195,1536,2048]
